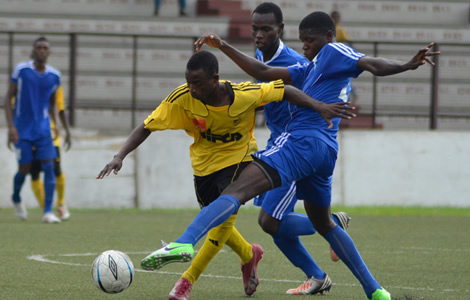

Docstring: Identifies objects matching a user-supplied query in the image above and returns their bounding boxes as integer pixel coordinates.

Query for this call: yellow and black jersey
[144,79,285,176]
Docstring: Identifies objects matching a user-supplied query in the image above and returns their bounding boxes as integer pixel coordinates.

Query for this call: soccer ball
[91,250,134,293]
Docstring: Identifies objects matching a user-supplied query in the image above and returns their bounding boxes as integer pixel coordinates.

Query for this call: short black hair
[186,50,219,77]
[299,11,336,36]
[32,36,49,48]
[252,2,283,24]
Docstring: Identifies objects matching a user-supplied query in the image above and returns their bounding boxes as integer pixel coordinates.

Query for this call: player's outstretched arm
[195,33,292,84]
[283,85,356,129]
[357,42,440,76]
[96,123,151,179]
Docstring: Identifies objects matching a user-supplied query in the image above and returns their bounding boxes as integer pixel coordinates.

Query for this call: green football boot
[141,241,194,270]
[369,288,391,300]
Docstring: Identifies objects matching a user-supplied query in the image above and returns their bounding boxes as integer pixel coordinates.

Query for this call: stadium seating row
[0,0,469,130]
[241,0,470,25]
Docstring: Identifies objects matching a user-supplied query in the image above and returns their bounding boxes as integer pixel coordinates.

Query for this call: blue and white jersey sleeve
[10,61,29,83]
[287,63,310,90]
[320,43,364,79]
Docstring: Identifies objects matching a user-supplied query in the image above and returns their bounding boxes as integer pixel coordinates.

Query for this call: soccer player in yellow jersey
[97,51,354,299]
[29,84,72,220]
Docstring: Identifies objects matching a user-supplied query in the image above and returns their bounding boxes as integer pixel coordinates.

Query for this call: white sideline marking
[28,252,468,295]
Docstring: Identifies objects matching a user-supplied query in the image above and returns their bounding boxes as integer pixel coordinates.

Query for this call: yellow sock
[182,214,237,284]
[31,179,45,209]
[225,225,253,265]
[55,173,66,207]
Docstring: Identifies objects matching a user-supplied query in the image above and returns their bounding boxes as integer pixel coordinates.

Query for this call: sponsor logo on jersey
[192,118,207,131]
[201,129,242,143]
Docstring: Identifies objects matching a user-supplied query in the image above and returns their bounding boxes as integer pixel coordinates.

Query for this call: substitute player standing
[4,36,62,223]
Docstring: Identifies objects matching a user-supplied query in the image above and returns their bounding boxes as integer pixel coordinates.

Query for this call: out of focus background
[1,0,469,209]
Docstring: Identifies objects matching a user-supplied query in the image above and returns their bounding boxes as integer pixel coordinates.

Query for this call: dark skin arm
[58,110,72,151]
[283,85,355,128]
[195,33,293,84]
[357,42,440,76]
[195,34,355,127]
[96,123,151,179]
[4,82,18,150]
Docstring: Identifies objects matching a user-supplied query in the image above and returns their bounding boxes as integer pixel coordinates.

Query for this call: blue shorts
[253,132,337,208]
[254,181,297,221]
[15,137,57,165]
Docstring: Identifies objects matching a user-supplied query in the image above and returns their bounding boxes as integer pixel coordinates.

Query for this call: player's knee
[18,164,31,175]
[312,218,336,236]
[258,213,279,236]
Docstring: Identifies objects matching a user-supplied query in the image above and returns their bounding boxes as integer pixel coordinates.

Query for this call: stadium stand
[0,0,469,131]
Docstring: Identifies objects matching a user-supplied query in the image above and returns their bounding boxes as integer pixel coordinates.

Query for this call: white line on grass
[28,252,468,295]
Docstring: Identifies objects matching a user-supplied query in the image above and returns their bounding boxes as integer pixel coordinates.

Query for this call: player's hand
[7,127,19,151]
[407,42,440,70]
[194,33,223,52]
[319,102,356,129]
[96,156,123,179]
[63,131,72,152]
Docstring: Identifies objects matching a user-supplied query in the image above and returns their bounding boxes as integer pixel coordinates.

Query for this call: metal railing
[2,31,470,130]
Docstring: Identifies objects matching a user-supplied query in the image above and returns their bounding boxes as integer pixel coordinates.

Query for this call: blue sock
[279,212,316,236]
[12,172,26,203]
[175,194,240,245]
[325,226,381,298]
[273,212,323,279]
[273,233,324,279]
[41,161,56,213]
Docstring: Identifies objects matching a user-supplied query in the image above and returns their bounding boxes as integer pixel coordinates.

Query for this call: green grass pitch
[1,206,469,300]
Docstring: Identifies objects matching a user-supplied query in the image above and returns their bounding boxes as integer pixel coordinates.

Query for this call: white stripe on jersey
[45,65,62,78]
[272,181,296,219]
[339,86,349,102]
[263,132,290,157]
[329,43,363,60]
[16,77,22,117]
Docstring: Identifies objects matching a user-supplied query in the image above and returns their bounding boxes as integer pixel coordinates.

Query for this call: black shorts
[30,146,62,179]
[194,162,250,208]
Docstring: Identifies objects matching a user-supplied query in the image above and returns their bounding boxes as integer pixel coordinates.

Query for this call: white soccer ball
[91,250,134,294]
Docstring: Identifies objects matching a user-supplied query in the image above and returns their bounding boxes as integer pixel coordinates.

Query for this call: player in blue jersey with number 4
[143,11,439,300]
[4,36,62,223]
[251,3,350,295]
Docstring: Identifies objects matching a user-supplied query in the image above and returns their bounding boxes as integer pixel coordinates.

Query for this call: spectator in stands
[154,0,187,16]
[330,10,349,43]
[4,36,62,223]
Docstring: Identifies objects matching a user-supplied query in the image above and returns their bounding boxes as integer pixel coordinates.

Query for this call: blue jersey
[288,43,364,151]
[256,41,309,147]
[11,61,61,141]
